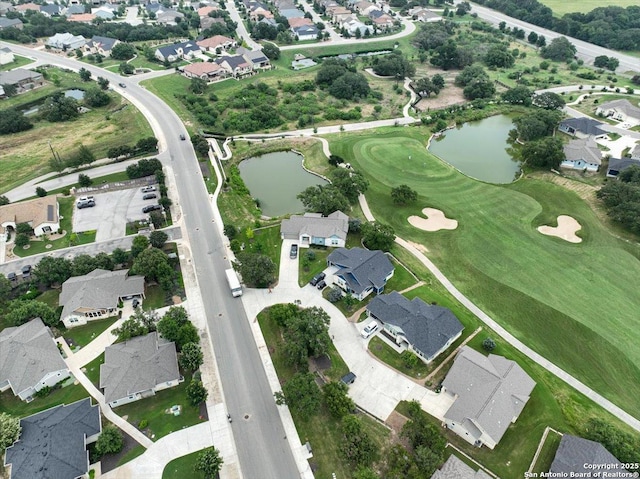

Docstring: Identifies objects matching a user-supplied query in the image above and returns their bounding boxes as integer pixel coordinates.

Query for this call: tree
[157,306,199,349]
[136,137,159,153]
[361,221,395,251]
[84,87,111,107]
[328,72,370,100]
[0,413,21,449]
[0,276,11,303]
[0,108,32,135]
[594,55,619,71]
[35,187,47,197]
[341,415,379,467]
[536,35,547,48]
[0,196,9,205]
[484,45,515,68]
[455,64,489,87]
[97,76,110,90]
[149,230,168,249]
[391,184,418,205]
[194,446,224,479]
[40,93,79,122]
[186,379,208,405]
[16,222,33,236]
[78,173,93,187]
[189,77,207,94]
[34,256,73,287]
[234,253,276,288]
[283,307,331,367]
[6,301,58,326]
[132,247,175,291]
[501,85,533,106]
[111,42,136,60]
[262,42,280,60]
[520,137,564,169]
[512,109,562,141]
[372,52,415,78]
[463,79,495,100]
[482,337,496,352]
[14,233,29,248]
[297,185,349,216]
[323,381,355,418]
[131,234,149,258]
[119,62,134,75]
[112,316,149,341]
[79,67,91,81]
[329,168,369,204]
[527,31,538,45]
[223,224,237,239]
[126,158,163,179]
[541,36,576,62]
[275,372,321,418]
[149,211,165,229]
[95,425,124,456]
[179,342,204,371]
[532,91,565,110]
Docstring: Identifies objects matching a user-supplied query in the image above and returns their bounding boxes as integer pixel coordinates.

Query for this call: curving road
[2,42,300,479]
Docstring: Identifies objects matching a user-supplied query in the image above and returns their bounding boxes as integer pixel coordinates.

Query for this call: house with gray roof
[59,269,145,328]
[606,157,640,178]
[0,17,23,30]
[596,99,640,125]
[632,143,640,161]
[0,318,70,401]
[40,4,63,17]
[292,24,319,41]
[47,32,86,50]
[215,54,253,77]
[441,346,536,449]
[431,455,492,479]
[157,9,185,25]
[550,435,626,475]
[84,35,119,57]
[367,291,464,363]
[155,40,200,62]
[280,210,349,248]
[239,48,271,70]
[558,117,608,139]
[0,68,45,95]
[100,332,181,407]
[561,136,602,172]
[4,398,101,479]
[327,247,394,301]
[66,4,86,16]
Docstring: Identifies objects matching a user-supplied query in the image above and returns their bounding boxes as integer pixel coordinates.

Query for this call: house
[431,455,491,479]
[100,332,181,407]
[201,16,226,29]
[197,5,218,17]
[215,54,253,77]
[561,136,602,172]
[249,6,273,21]
[280,7,304,19]
[15,2,40,12]
[549,435,626,475]
[280,210,349,248]
[0,318,70,401]
[68,13,97,23]
[40,4,63,17]
[155,41,201,62]
[157,9,185,25]
[4,399,101,479]
[370,10,394,27]
[47,32,87,50]
[66,4,87,16]
[632,143,640,160]
[0,195,58,238]
[93,7,115,20]
[197,35,237,53]
[240,48,271,70]
[0,2,14,15]
[441,346,536,449]
[343,18,373,36]
[288,16,314,29]
[327,247,394,301]
[409,7,442,22]
[558,117,607,139]
[596,99,640,125]
[0,46,14,65]
[182,61,226,80]
[292,24,319,41]
[354,1,381,16]
[84,35,119,57]
[366,291,464,363]
[59,269,145,328]
[0,17,23,30]
[606,157,640,178]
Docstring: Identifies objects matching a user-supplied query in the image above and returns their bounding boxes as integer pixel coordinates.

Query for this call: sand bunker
[537,215,582,243]
[408,208,458,232]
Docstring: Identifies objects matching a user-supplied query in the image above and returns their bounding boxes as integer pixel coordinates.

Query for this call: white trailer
[225,268,242,297]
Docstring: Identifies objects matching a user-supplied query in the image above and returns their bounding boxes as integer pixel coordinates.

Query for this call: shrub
[327,287,343,303]
[482,337,496,352]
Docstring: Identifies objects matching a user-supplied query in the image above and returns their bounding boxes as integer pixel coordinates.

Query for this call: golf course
[328,127,640,416]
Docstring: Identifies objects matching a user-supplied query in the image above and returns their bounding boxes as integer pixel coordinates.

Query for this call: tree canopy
[0,108,32,135]
[484,44,515,68]
[275,372,322,418]
[157,306,199,350]
[39,93,79,122]
[520,136,564,169]
[297,184,349,216]
[195,446,224,479]
[540,36,576,62]
[0,413,20,449]
[532,91,565,110]
[361,222,395,251]
[234,252,276,288]
[329,168,369,204]
[512,109,562,141]
[6,301,58,327]
[391,185,418,205]
[95,425,124,457]
[597,166,640,236]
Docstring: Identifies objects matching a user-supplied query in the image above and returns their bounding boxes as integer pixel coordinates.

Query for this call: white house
[280,210,349,248]
[0,196,59,239]
[596,99,640,125]
[327,247,395,301]
[0,46,14,65]
[561,136,602,172]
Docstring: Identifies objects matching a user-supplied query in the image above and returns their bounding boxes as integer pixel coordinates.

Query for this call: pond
[428,115,521,184]
[22,89,85,115]
[238,151,328,218]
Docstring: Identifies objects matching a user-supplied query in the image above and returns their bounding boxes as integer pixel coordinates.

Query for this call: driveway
[72,185,159,241]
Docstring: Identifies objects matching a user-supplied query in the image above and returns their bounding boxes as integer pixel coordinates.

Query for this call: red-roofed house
[197,35,237,53]
[182,62,226,80]
[288,17,313,28]
[15,2,39,12]
[197,5,218,17]
[69,13,97,23]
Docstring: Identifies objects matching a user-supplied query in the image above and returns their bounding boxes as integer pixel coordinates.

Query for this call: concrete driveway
[72,185,159,241]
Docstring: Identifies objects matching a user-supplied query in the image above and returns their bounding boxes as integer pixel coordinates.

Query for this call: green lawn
[0,55,34,71]
[327,126,640,419]
[83,353,104,387]
[113,372,206,441]
[36,289,60,308]
[385,257,419,292]
[63,317,119,349]
[143,284,166,310]
[162,449,205,479]
[530,429,562,474]
[368,336,430,379]
[298,246,330,286]
[116,445,147,467]
[538,0,638,15]
[0,383,89,417]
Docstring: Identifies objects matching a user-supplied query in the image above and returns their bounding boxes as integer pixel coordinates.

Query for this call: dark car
[341,372,356,385]
[21,265,32,277]
[310,272,326,286]
[290,244,298,259]
[143,193,157,200]
[316,280,327,290]
[77,200,95,209]
[119,82,126,88]
[179,134,186,141]
[132,298,140,309]
[7,272,17,281]
[142,204,162,213]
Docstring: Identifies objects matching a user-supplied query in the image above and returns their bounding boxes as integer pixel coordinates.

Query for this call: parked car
[361,321,379,339]
[7,272,17,281]
[132,298,140,309]
[142,204,162,214]
[142,193,157,200]
[341,371,356,385]
[310,272,326,286]
[290,244,298,259]
[21,265,32,277]
[141,186,156,193]
[76,196,95,208]
[179,134,186,140]
[316,280,327,290]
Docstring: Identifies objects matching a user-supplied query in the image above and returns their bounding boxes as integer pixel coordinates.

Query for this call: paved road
[460,0,640,74]
[297,1,341,41]
[0,42,300,479]
[224,0,261,50]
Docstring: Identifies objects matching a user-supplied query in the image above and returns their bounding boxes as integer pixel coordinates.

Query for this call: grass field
[327,126,640,417]
[0,382,89,417]
[162,450,204,479]
[538,0,638,16]
[0,55,34,71]
[63,317,119,349]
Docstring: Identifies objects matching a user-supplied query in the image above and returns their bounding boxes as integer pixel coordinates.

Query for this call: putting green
[330,129,640,413]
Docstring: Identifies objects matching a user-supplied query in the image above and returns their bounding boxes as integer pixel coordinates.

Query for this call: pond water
[428,115,521,184]
[22,89,86,115]
[238,151,328,218]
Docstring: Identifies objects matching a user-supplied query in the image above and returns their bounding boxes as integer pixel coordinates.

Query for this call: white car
[361,322,379,339]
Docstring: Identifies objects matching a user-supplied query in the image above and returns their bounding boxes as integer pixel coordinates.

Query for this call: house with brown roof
[288,16,314,28]
[182,61,226,80]
[0,196,59,239]
[68,13,97,23]
[197,35,237,53]
[201,16,226,29]
[15,2,40,12]
[197,5,218,17]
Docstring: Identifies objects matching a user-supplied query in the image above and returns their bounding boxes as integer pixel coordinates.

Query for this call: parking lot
[72,185,160,241]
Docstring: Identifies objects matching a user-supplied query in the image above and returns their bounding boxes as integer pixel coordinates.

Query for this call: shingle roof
[59,269,144,320]
[40,4,62,15]
[243,49,269,64]
[0,195,57,235]
[87,35,118,51]
[443,346,536,445]
[183,61,222,75]
[563,137,602,165]
[328,247,394,294]
[0,318,68,397]
[607,157,640,175]
[280,7,304,19]
[4,398,101,479]
[431,455,492,479]
[599,99,640,119]
[367,291,464,359]
[197,34,235,49]
[100,332,180,404]
[0,17,23,28]
[281,210,349,241]
[559,117,607,137]
[293,24,319,35]
[216,54,250,69]
[550,435,625,474]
